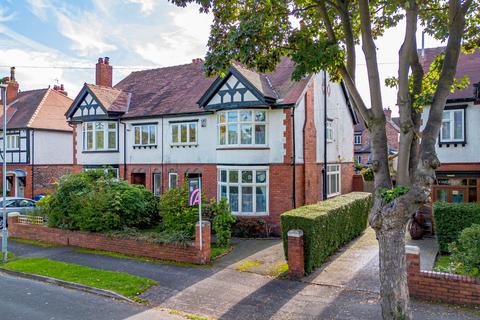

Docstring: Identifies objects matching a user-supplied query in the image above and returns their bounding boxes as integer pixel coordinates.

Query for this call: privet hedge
[281,192,372,274]
[434,202,480,253]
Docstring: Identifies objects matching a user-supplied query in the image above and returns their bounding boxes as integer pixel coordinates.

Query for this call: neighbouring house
[0,67,74,198]
[66,57,357,230]
[421,47,480,204]
[354,108,400,165]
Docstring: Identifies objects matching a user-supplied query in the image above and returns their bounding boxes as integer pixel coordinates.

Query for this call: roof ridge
[27,88,51,128]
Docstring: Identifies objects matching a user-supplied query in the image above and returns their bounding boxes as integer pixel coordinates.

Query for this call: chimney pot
[104,57,110,65]
[98,57,104,64]
[10,67,15,81]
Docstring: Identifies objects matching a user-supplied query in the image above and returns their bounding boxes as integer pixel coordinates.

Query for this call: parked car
[0,197,37,228]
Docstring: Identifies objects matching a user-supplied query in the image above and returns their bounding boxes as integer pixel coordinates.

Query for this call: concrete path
[407,236,439,271]
[7,238,480,320]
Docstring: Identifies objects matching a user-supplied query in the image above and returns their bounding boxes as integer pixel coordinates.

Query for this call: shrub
[360,167,374,181]
[281,192,372,274]
[434,202,480,253]
[211,198,236,247]
[232,219,267,238]
[159,183,205,236]
[378,186,409,203]
[449,224,480,276]
[45,170,159,232]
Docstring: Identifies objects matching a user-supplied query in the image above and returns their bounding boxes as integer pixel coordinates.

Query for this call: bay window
[327,164,341,197]
[218,110,266,146]
[440,109,465,143]
[83,121,117,151]
[134,124,156,146]
[218,168,268,215]
[171,122,197,145]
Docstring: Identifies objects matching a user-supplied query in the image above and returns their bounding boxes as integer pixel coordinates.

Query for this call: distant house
[66,57,357,230]
[0,68,74,198]
[354,108,400,165]
[420,48,480,204]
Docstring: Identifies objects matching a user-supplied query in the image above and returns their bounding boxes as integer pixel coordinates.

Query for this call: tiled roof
[94,57,311,119]
[421,47,480,101]
[0,89,72,131]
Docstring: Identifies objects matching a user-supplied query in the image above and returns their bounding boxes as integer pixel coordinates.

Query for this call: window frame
[152,173,162,197]
[354,134,362,145]
[82,121,118,152]
[168,172,178,189]
[170,122,198,146]
[326,120,334,142]
[217,110,268,147]
[440,108,465,144]
[217,167,269,216]
[133,123,157,146]
[326,164,341,198]
[355,155,362,164]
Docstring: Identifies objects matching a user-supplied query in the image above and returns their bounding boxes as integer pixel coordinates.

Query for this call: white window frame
[354,134,362,145]
[326,164,341,197]
[355,155,362,164]
[217,110,267,147]
[326,120,334,142]
[168,172,178,189]
[218,167,268,216]
[440,109,465,143]
[133,124,157,146]
[153,173,162,196]
[171,122,197,146]
[82,121,118,151]
[0,132,20,150]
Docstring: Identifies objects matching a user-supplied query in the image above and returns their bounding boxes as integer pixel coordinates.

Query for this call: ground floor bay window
[218,167,268,215]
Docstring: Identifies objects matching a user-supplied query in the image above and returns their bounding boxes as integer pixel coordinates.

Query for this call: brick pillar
[196,221,211,264]
[406,245,420,294]
[288,229,305,279]
[352,174,364,192]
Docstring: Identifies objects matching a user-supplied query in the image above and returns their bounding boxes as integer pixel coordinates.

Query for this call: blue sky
[0,0,443,112]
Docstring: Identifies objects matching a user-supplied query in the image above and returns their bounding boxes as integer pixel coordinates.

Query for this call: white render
[421,102,480,163]
[32,130,73,165]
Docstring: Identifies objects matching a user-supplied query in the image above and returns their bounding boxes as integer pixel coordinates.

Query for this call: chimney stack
[191,58,203,65]
[383,108,392,120]
[53,84,68,96]
[2,67,19,104]
[95,57,113,87]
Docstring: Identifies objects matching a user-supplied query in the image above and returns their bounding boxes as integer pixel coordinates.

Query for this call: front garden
[35,169,236,260]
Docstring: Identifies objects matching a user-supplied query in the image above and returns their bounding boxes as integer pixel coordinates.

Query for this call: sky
[0,0,444,116]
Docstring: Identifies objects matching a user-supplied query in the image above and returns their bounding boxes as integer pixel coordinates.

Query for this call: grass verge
[74,248,209,268]
[1,258,156,299]
[211,245,232,260]
[10,237,58,248]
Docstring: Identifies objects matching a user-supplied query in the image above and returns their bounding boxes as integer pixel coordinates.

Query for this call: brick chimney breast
[95,57,113,87]
[383,108,392,120]
[5,67,19,104]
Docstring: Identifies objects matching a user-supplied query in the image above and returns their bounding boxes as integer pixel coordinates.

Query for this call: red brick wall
[341,162,354,194]
[8,216,211,264]
[407,250,480,306]
[33,165,75,196]
[352,174,364,192]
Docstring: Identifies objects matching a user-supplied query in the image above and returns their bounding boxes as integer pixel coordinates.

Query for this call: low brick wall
[8,217,211,264]
[407,245,480,306]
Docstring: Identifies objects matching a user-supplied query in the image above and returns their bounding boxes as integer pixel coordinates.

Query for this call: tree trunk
[376,218,411,320]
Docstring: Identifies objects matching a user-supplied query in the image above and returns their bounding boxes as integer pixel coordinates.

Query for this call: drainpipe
[120,121,127,180]
[161,117,164,193]
[31,129,35,198]
[291,106,296,208]
[322,71,328,200]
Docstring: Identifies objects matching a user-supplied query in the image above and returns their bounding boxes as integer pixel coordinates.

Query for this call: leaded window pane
[229,170,238,183]
[255,125,266,144]
[228,124,238,144]
[219,125,226,145]
[241,124,252,144]
[256,186,267,212]
[256,171,266,183]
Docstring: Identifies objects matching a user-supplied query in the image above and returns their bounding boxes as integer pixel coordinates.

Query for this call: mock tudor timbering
[68,57,357,230]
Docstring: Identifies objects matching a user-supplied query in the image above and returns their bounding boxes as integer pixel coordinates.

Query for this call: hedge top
[281,192,372,219]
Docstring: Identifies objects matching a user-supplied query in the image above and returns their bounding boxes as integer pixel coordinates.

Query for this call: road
[0,273,183,320]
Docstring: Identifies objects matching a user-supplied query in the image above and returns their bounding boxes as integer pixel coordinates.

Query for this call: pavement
[407,236,439,271]
[6,236,480,320]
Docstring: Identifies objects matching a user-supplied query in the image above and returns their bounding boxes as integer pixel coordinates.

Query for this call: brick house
[66,57,357,230]
[420,48,480,204]
[354,108,400,165]
[0,68,74,198]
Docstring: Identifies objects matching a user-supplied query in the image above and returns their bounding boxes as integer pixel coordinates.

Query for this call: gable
[67,86,109,121]
[206,74,260,107]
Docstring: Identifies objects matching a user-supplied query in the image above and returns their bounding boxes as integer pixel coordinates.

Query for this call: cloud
[0,7,16,22]
[125,0,156,15]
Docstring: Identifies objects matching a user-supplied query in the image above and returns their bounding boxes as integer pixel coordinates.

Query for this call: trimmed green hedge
[434,202,480,253]
[281,192,372,274]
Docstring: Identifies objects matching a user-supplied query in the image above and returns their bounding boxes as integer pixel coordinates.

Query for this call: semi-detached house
[67,57,357,230]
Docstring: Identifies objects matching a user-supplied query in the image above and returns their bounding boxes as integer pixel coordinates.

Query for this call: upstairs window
[134,124,156,146]
[171,122,197,145]
[440,109,465,143]
[0,133,20,150]
[218,110,266,146]
[326,120,334,142]
[83,121,117,151]
[354,134,362,145]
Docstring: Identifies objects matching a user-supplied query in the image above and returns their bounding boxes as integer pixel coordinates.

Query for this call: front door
[17,176,26,198]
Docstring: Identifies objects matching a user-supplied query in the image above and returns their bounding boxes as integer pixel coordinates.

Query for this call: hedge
[281,192,372,274]
[434,202,480,253]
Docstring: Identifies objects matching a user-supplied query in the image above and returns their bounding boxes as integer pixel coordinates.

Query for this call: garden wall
[8,216,211,264]
[407,246,480,307]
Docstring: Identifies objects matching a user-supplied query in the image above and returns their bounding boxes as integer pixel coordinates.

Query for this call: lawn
[211,245,232,260]
[1,258,157,299]
[433,255,479,277]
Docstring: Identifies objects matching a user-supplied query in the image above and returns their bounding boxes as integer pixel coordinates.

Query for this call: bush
[360,167,374,181]
[45,170,159,232]
[232,219,267,238]
[211,198,236,246]
[449,224,480,276]
[159,183,205,237]
[281,192,372,274]
[434,202,480,253]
